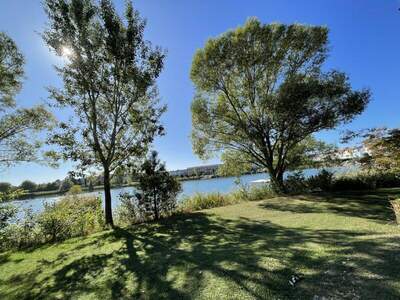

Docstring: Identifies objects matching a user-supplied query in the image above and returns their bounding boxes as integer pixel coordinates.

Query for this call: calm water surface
[9,168,348,218]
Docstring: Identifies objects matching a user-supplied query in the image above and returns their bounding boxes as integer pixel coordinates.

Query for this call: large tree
[0,32,53,168]
[43,0,165,226]
[190,19,370,192]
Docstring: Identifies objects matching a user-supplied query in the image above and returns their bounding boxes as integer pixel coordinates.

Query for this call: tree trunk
[153,192,159,220]
[103,167,114,227]
[269,168,287,194]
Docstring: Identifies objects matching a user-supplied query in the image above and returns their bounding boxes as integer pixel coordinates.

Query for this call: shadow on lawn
[1,212,399,299]
[260,189,400,223]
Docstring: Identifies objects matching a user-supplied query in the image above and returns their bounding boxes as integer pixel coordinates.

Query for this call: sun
[61,45,74,58]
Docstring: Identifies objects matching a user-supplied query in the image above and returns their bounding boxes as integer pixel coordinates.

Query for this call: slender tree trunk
[103,167,114,227]
[153,193,159,220]
[268,167,287,194]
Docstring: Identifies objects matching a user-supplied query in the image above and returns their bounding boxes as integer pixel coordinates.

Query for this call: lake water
[8,168,346,219]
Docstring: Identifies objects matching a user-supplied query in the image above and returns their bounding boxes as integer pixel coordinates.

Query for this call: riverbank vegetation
[1,188,399,299]
[1,0,400,298]
[0,193,104,251]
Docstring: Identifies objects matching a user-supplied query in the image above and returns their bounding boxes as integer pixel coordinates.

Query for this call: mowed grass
[1,189,400,299]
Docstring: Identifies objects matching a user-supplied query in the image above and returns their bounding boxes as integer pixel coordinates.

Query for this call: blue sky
[0,0,399,185]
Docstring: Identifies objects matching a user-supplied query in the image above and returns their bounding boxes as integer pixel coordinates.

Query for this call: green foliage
[0,32,54,167]
[307,169,334,191]
[330,171,400,191]
[190,18,370,192]
[19,180,37,192]
[284,171,308,194]
[180,192,237,211]
[118,151,181,222]
[0,182,11,193]
[0,32,24,107]
[0,204,17,230]
[116,193,145,225]
[0,188,25,202]
[67,184,82,195]
[1,189,400,299]
[38,195,104,242]
[1,194,104,250]
[231,184,276,202]
[43,0,166,225]
[181,184,275,212]
[58,178,73,193]
[283,169,400,194]
[1,208,41,250]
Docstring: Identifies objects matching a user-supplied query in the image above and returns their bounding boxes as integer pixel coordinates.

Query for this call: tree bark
[268,167,287,194]
[103,167,114,227]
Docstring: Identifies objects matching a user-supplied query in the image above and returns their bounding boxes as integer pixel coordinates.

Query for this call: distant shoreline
[6,172,264,202]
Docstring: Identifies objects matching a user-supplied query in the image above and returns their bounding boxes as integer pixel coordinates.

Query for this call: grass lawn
[1,189,400,299]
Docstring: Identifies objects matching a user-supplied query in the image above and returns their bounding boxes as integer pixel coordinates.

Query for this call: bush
[116,193,146,225]
[118,151,181,223]
[2,208,42,249]
[67,184,82,195]
[38,195,104,242]
[180,192,237,212]
[231,184,275,201]
[284,171,307,194]
[307,169,334,191]
[390,199,400,225]
[0,204,17,230]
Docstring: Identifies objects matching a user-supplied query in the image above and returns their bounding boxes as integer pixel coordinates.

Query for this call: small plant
[117,151,181,223]
[390,199,400,225]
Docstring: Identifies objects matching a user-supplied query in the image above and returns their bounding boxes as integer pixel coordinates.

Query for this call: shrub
[284,171,307,194]
[38,195,103,242]
[67,184,82,195]
[307,169,334,191]
[390,199,400,225]
[119,151,181,222]
[180,192,237,212]
[2,208,42,250]
[231,184,275,201]
[116,193,146,225]
[0,204,17,230]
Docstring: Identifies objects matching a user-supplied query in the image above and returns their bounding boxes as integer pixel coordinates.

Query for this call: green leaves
[191,19,370,192]
[0,32,24,109]
[0,32,54,167]
[43,0,166,172]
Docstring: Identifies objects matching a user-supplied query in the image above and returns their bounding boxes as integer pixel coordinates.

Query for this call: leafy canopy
[191,19,370,190]
[0,32,54,168]
[43,0,166,174]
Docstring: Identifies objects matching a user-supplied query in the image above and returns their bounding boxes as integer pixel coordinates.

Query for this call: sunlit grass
[1,189,400,299]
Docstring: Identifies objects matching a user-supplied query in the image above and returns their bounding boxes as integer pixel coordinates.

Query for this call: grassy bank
[1,189,400,299]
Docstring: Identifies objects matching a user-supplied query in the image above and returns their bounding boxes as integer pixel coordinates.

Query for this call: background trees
[342,128,400,172]
[0,32,53,168]
[190,19,370,192]
[43,0,166,226]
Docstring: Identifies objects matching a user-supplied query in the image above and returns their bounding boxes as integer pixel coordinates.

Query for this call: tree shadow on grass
[1,212,399,299]
[260,189,400,223]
